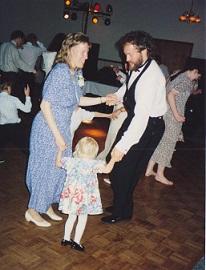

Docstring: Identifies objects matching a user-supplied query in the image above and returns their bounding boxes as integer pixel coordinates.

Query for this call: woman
[25,32,115,227]
[145,68,201,185]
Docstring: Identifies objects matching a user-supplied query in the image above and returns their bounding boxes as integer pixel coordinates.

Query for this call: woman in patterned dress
[25,33,116,227]
[145,68,201,185]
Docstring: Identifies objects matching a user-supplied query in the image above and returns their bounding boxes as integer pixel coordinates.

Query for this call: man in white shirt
[0,82,32,158]
[0,30,36,102]
[19,33,46,69]
[102,31,167,224]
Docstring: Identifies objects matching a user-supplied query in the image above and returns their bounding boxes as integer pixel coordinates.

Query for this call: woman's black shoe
[71,240,85,252]
[61,239,74,246]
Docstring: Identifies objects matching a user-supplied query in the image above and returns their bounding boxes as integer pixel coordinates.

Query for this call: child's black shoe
[71,240,85,252]
[61,239,74,246]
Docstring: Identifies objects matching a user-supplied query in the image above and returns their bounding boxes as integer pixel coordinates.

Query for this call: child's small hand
[99,159,115,174]
[92,165,104,174]
[111,109,122,120]
[24,84,30,96]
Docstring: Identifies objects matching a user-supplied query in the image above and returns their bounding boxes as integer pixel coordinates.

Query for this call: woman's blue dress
[26,63,83,213]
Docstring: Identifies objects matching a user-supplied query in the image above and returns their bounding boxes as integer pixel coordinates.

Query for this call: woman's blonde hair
[73,137,99,159]
[55,32,90,66]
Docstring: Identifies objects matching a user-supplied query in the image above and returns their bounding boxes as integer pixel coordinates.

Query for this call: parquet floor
[0,118,205,270]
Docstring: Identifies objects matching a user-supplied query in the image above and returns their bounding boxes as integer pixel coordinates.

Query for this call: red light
[93,3,101,13]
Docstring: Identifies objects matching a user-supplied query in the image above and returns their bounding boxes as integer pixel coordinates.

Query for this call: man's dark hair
[26,33,38,46]
[10,30,25,40]
[116,31,153,60]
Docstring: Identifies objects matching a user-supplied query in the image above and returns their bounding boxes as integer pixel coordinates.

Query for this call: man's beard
[128,60,143,71]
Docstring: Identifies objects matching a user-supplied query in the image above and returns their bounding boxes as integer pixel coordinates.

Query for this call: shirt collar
[0,91,9,96]
[11,40,17,46]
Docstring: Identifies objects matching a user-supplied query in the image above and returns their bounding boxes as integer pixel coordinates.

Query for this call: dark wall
[183,58,205,145]
[83,43,100,81]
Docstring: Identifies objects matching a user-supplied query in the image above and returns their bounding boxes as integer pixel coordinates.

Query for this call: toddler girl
[56,136,114,252]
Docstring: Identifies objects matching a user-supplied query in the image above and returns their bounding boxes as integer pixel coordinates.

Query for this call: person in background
[97,62,129,185]
[98,62,130,153]
[0,81,32,159]
[112,65,127,84]
[25,32,116,228]
[154,54,169,80]
[19,33,47,110]
[0,30,36,101]
[19,33,46,70]
[56,137,114,252]
[145,67,201,185]
[42,33,66,76]
[70,106,113,141]
[101,31,167,224]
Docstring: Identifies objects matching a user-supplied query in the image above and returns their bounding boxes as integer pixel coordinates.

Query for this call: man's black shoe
[101,215,131,224]
[105,206,113,213]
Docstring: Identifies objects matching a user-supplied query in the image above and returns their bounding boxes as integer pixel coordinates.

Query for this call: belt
[150,116,163,120]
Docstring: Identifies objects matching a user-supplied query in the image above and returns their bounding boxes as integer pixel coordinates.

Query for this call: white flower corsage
[77,74,84,88]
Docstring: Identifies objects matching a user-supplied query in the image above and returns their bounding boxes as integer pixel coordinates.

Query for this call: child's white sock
[64,214,77,241]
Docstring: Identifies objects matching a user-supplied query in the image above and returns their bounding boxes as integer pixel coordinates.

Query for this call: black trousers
[110,116,165,218]
[0,123,30,152]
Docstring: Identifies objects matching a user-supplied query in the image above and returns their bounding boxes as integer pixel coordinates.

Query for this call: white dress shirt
[0,41,34,73]
[19,42,46,69]
[0,92,32,124]
[42,51,57,75]
[114,60,167,154]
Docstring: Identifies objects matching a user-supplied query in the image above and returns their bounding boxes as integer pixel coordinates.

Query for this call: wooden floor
[0,118,205,270]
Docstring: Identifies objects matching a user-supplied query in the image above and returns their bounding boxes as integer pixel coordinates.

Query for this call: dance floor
[0,117,204,270]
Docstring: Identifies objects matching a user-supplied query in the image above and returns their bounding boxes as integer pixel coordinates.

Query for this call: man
[18,33,46,69]
[0,30,36,101]
[102,31,167,224]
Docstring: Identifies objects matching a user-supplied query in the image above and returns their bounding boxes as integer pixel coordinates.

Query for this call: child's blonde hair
[73,137,99,159]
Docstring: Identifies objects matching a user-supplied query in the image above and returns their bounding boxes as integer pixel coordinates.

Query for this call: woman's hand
[55,135,67,151]
[174,113,185,123]
[105,94,119,106]
[55,150,63,168]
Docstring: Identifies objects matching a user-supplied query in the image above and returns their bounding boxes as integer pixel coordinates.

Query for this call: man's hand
[111,147,124,162]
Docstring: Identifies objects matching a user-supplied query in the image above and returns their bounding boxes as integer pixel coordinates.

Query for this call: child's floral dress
[59,157,104,215]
